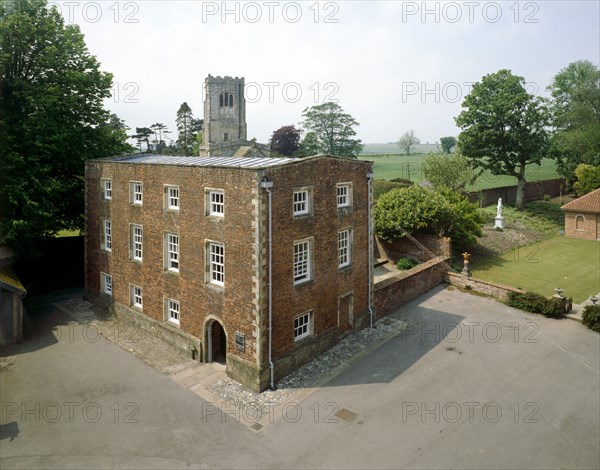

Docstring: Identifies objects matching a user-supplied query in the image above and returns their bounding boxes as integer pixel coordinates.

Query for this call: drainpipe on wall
[260,177,276,390]
[367,171,375,328]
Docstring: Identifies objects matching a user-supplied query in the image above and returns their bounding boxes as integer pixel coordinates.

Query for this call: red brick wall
[377,234,451,263]
[85,161,260,365]
[564,211,599,240]
[262,157,372,362]
[86,156,373,389]
[374,257,449,317]
[467,178,566,207]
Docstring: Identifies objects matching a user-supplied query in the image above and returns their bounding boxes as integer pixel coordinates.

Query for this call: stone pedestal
[494,216,504,229]
[462,261,472,278]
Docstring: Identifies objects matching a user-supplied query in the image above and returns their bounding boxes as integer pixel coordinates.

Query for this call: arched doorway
[206,319,227,364]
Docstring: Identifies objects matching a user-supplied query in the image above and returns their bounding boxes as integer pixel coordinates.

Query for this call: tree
[134,127,153,152]
[456,69,550,210]
[547,60,600,187]
[300,102,363,157]
[296,132,320,157]
[270,125,302,156]
[0,0,131,255]
[150,123,170,153]
[440,136,457,154]
[573,164,600,195]
[374,186,483,252]
[397,130,420,155]
[176,102,195,155]
[422,152,478,192]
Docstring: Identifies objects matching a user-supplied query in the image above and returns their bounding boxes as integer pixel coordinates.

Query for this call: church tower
[199,74,269,158]
[202,75,247,147]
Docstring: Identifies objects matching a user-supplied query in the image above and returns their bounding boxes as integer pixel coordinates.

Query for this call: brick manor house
[84,154,373,391]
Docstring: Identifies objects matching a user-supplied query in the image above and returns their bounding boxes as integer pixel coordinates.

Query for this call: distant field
[361,143,441,155]
[358,153,560,190]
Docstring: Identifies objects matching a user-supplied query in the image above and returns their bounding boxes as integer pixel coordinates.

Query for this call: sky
[51,0,599,145]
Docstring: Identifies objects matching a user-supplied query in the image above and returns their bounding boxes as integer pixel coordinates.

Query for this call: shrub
[505,291,563,318]
[396,257,418,270]
[373,179,411,200]
[582,305,600,333]
[543,194,551,201]
[389,177,413,185]
[374,186,484,252]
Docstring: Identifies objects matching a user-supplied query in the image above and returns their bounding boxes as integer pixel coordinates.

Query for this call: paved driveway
[1,286,599,469]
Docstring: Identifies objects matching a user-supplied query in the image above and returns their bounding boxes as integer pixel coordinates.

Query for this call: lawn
[358,153,560,190]
[471,237,600,303]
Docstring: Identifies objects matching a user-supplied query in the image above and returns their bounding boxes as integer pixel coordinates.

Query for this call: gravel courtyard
[1,286,599,469]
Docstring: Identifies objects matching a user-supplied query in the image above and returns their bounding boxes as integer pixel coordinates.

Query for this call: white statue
[496,198,503,217]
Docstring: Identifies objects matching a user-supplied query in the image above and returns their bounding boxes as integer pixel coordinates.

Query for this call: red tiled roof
[561,188,600,214]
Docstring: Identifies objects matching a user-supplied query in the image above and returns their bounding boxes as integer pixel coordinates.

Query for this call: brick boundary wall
[374,256,450,317]
[467,178,567,207]
[376,235,451,263]
[443,271,526,301]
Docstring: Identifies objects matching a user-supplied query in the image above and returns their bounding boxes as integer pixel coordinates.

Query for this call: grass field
[471,237,599,303]
[361,143,441,155]
[358,153,560,190]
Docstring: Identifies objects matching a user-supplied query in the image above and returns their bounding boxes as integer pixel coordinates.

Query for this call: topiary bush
[505,291,563,318]
[396,257,418,270]
[582,305,600,333]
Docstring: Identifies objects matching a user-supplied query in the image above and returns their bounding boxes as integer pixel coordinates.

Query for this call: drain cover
[335,408,358,422]
[250,423,263,431]
[381,319,394,326]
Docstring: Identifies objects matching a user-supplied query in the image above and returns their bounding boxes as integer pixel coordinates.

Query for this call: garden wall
[443,271,526,301]
[467,178,566,207]
[375,256,450,317]
[376,234,451,263]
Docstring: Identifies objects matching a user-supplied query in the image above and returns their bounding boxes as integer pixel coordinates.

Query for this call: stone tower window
[219,93,224,107]
[223,132,228,141]
[228,93,234,107]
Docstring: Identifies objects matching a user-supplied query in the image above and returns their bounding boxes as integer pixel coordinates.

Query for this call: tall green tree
[397,130,420,155]
[439,136,457,154]
[422,152,478,192]
[547,60,600,187]
[0,0,131,255]
[175,102,202,155]
[456,69,550,210]
[300,102,363,157]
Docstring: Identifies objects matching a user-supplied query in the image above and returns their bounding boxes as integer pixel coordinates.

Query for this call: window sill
[294,278,314,288]
[166,320,180,328]
[293,213,312,220]
[207,214,224,220]
[206,282,224,292]
[338,264,353,273]
[294,334,314,345]
[165,268,179,275]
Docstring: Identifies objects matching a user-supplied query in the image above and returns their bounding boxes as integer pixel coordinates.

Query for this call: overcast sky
[53,0,599,145]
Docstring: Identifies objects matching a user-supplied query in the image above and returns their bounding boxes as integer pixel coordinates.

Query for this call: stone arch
[204,316,227,364]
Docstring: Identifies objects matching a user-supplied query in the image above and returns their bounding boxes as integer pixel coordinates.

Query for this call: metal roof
[110,154,296,169]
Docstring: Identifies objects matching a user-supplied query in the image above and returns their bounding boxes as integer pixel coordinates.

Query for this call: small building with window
[561,188,600,241]
[84,154,373,391]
